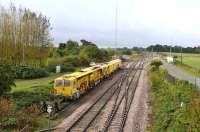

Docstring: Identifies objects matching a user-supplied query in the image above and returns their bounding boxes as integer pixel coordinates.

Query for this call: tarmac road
[163,62,200,88]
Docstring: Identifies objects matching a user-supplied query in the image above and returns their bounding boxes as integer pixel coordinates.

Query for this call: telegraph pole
[170,46,172,57]
[181,47,183,64]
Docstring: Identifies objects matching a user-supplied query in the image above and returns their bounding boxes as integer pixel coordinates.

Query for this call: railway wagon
[53,59,122,100]
[54,67,102,99]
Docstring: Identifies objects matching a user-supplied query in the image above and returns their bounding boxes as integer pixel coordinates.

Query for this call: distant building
[122,55,130,60]
[166,56,174,63]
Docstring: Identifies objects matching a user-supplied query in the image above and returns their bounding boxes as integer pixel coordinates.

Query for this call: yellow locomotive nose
[54,79,75,98]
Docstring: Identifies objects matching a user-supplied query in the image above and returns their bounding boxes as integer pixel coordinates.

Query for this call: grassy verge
[4,70,84,131]
[11,73,64,108]
[173,61,200,77]
[149,68,200,131]
[160,52,200,77]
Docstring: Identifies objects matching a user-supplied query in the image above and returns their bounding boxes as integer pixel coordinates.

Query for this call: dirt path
[123,63,149,132]
[163,63,200,88]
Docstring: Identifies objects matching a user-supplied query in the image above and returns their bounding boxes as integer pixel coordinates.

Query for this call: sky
[1,0,200,48]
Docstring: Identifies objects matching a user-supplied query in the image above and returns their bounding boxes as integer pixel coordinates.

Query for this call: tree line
[0,3,51,67]
[146,44,200,53]
[51,39,116,65]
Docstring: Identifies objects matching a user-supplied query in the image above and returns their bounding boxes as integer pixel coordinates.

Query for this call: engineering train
[53,59,122,100]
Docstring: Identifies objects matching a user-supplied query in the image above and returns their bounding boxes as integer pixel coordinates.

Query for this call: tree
[80,45,99,61]
[57,40,80,56]
[66,40,80,55]
[80,39,96,47]
[79,45,101,62]
[106,48,116,57]
[121,47,132,55]
[146,44,200,54]
[0,3,52,67]
[0,64,15,95]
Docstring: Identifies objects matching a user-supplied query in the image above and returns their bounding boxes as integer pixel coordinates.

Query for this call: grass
[10,73,65,108]
[9,70,86,130]
[161,52,200,77]
[12,73,64,92]
[177,57,200,69]
[173,62,200,77]
[5,73,66,131]
[161,52,200,68]
[161,52,200,57]
[149,68,200,131]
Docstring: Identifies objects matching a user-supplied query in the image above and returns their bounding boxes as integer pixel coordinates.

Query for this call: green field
[161,52,200,77]
[12,73,64,92]
[161,52,200,69]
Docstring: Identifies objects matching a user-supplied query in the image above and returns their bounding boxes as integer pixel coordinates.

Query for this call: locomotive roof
[56,66,101,80]
[55,59,121,81]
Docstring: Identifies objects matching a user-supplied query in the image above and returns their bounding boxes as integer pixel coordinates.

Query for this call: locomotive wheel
[54,102,60,112]
[73,91,80,100]
[76,92,80,99]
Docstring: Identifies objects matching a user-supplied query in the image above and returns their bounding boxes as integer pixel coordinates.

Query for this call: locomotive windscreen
[56,80,62,87]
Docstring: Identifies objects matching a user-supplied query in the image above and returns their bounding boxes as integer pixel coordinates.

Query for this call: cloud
[1,0,200,47]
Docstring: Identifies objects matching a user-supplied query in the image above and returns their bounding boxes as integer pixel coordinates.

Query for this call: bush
[15,66,49,79]
[63,55,81,66]
[15,104,40,129]
[47,63,75,73]
[0,97,40,130]
[0,64,15,95]
[149,69,200,131]
[47,56,77,73]
[150,59,163,71]
[12,85,53,108]
[61,64,75,72]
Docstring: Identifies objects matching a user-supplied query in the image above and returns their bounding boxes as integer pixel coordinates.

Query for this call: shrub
[61,64,75,72]
[63,55,80,66]
[0,64,15,95]
[47,63,75,73]
[0,97,14,119]
[12,85,53,108]
[150,59,163,71]
[15,66,49,79]
[149,69,200,131]
[16,104,40,129]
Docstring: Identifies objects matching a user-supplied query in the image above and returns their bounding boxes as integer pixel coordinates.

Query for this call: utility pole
[181,47,183,64]
[151,47,153,58]
[170,46,172,57]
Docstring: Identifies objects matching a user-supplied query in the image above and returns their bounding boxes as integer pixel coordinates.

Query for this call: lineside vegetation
[149,62,200,131]
[0,3,136,131]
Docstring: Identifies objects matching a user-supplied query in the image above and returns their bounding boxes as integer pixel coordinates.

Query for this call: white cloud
[1,0,200,47]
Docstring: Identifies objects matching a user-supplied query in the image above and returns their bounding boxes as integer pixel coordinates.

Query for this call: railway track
[63,60,142,132]
[41,64,125,118]
[104,61,143,132]
[85,61,140,132]
[38,65,128,132]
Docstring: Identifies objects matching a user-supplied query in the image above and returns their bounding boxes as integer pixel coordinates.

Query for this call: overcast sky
[1,0,200,47]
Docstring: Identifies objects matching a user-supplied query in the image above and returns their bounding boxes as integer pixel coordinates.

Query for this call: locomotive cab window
[64,80,71,87]
[56,80,62,87]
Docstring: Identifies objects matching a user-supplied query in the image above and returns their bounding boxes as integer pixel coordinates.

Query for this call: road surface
[163,63,200,88]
